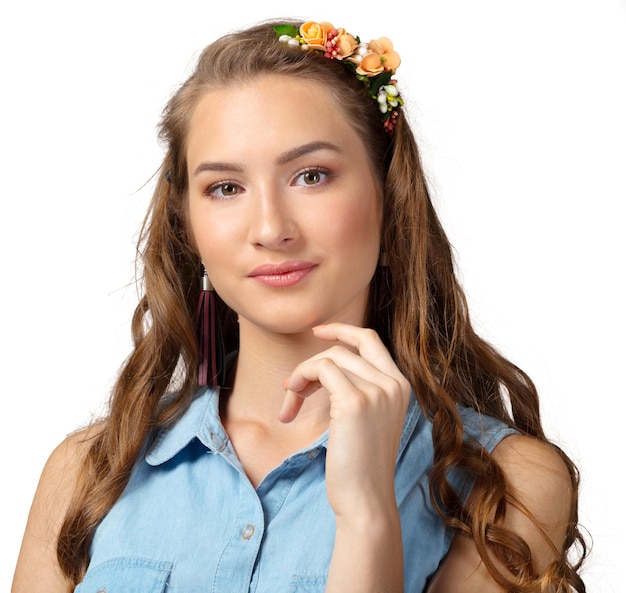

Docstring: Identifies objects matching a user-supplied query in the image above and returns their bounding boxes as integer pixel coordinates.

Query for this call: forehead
[185,74,368,162]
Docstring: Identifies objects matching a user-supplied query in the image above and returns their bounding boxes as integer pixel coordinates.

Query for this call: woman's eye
[205,181,241,199]
[294,168,330,187]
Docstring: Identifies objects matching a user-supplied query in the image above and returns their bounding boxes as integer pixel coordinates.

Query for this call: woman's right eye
[204,181,241,200]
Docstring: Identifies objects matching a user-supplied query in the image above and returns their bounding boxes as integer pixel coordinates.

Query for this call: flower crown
[274,22,403,135]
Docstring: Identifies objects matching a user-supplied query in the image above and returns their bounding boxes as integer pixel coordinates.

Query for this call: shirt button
[307,448,320,460]
[241,524,255,540]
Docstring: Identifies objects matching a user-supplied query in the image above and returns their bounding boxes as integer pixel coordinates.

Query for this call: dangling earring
[369,251,392,350]
[196,266,225,387]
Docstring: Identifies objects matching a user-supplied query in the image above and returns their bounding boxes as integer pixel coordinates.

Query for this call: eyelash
[203,180,240,200]
[293,166,332,188]
[202,167,333,200]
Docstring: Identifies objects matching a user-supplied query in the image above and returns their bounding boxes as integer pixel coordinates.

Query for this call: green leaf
[342,60,357,74]
[273,25,299,38]
[372,69,394,89]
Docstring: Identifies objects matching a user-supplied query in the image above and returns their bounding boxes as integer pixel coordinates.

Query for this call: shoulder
[12,424,103,593]
[35,423,104,504]
[490,433,574,552]
[491,433,573,520]
[39,425,101,486]
[427,435,574,592]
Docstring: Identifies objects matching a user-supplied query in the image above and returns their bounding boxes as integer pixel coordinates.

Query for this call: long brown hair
[57,20,587,590]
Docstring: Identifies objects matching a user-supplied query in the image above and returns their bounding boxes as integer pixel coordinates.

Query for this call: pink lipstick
[248,261,317,287]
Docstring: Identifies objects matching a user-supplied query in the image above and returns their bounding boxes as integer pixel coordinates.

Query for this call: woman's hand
[280,323,411,521]
[280,323,409,592]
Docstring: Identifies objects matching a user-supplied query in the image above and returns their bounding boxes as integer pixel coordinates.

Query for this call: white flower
[377,91,389,113]
[384,84,399,97]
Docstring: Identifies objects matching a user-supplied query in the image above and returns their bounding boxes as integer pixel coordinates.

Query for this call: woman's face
[186,74,381,335]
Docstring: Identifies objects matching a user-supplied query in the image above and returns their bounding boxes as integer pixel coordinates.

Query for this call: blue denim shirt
[75,387,516,593]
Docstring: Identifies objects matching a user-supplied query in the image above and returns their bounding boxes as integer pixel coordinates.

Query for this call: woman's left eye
[293,167,330,187]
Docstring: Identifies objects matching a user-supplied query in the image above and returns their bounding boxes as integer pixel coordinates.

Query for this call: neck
[224,320,334,429]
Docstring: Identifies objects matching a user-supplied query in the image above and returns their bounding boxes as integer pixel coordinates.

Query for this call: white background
[2,1,624,591]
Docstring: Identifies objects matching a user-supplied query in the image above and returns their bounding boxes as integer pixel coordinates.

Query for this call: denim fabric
[75,387,516,593]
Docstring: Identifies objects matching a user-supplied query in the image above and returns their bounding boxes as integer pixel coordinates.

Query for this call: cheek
[189,223,223,276]
[189,215,210,260]
[330,194,381,254]
[188,204,238,264]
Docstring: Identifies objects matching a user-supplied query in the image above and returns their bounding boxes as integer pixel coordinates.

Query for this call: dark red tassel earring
[370,252,393,352]
[196,267,225,387]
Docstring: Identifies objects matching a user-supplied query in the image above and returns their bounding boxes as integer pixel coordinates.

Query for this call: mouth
[248,260,317,287]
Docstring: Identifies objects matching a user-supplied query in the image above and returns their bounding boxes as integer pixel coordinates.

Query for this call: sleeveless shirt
[74,387,517,593]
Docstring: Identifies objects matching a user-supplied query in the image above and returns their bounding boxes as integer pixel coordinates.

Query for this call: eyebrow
[276,141,342,165]
[192,141,342,177]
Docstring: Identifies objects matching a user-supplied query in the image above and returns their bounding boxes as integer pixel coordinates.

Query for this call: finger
[286,355,401,409]
[278,391,306,424]
[312,323,401,379]
[281,357,360,423]
[279,380,323,424]
[286,344,396,396]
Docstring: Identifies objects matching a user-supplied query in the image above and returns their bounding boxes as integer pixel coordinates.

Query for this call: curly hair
[57,20,587,590]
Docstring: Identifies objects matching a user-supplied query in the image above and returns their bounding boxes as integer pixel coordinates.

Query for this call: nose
[246,182,298,249]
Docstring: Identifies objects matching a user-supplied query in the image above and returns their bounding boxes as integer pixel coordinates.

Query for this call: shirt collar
[146,387,225,466]
[146,386,421,466]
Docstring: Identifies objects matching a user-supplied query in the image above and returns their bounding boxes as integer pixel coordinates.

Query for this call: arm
[427,434,573,592]
[327,502,404,593]
[281,324,410,593]
[12,428,95,593]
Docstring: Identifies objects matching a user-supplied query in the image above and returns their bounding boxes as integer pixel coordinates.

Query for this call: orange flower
[299,21,333,50]
[355,37,401,76]
[333,28,359,59]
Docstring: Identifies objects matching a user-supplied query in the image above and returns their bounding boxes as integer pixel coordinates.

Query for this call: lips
[248,260,317,287]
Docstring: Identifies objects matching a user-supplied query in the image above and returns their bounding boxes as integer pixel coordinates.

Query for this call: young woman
[13,19,587,593]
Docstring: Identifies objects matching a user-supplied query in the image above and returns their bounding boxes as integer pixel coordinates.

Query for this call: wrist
[334,501,401,537]
[327,504,404,593]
